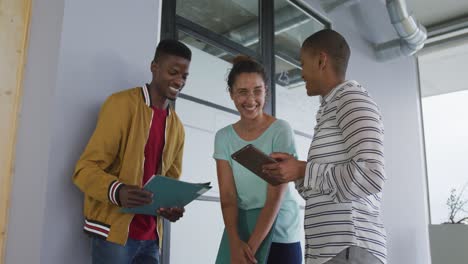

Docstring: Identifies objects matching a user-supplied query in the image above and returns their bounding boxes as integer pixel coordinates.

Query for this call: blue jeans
[267,242,302,264]
[91,237,159,264]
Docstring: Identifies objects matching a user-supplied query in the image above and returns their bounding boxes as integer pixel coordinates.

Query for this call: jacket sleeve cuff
[108,180,125,206]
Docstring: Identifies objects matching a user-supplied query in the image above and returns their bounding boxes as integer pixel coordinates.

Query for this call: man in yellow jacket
[73,39,191,264]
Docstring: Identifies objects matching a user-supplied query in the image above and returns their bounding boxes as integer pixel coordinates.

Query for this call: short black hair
[302,29,350,77]
[227,55,267,92]
[153,39,192,62]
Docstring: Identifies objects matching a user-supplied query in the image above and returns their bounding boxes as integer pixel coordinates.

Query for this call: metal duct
[375,0,427,61]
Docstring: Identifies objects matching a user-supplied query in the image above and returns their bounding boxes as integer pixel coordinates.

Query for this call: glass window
[273,0,326,88]
[178,31,238,111]
[273,0,325,154]
[419,42,468,225]
[176,0,259,51]
[178,30,235,64]
[421,90,468,224]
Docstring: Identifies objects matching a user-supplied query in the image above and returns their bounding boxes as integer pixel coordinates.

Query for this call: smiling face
[151,54,190,101]
[230,72,266,120]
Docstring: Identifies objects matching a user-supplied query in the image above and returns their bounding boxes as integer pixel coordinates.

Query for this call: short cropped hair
[153,39,192,62]
[302,29,350,77]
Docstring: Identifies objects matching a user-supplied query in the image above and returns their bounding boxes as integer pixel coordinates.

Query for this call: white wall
[351,43,431,264]
[170,200,225,263]
[6,0,162,263]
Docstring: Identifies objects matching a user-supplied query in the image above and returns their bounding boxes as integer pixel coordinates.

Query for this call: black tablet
[231,144,277,182]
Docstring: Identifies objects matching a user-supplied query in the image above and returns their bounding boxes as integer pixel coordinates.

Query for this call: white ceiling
[409,0,468,27]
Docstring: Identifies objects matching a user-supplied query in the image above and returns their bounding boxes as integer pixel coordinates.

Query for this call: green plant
[445,183,468,224]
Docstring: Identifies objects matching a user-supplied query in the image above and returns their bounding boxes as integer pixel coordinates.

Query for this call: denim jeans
[91,237,160,264]
[324,246,382,264]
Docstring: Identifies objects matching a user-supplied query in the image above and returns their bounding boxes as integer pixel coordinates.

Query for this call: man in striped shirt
[262,29,386,264]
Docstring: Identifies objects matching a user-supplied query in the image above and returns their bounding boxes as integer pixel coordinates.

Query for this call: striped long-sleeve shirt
[296,80,387,264]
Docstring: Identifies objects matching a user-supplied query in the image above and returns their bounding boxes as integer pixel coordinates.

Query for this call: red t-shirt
[128,107,167,240]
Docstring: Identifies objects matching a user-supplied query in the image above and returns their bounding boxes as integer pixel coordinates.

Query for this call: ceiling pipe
[375,0,427,61]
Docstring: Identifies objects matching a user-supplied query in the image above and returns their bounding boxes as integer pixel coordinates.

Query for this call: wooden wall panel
[0,0,32,262]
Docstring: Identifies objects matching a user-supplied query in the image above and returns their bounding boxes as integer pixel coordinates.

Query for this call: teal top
[213,119,302,243]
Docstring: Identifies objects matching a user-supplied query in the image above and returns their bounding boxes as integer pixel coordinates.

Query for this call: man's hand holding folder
[118,184,186,222]
[157,207,185,222]
[118,185,153,208]
[120,175,211,217]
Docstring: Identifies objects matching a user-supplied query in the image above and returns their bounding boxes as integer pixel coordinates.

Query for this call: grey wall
[5,0,65,263]
[6,0,161,263]
[41,0,161,263]
[304,1,432,263]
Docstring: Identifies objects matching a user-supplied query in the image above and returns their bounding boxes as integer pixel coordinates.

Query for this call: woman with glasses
[214,55,303,264]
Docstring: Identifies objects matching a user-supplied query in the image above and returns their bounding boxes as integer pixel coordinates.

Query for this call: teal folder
[216,208,276,264]
[121,175,211,216]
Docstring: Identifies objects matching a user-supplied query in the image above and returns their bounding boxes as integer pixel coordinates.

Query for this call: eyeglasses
[233,89,265,99]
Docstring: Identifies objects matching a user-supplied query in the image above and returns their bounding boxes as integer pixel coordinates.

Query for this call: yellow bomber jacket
[72,85,185,246]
